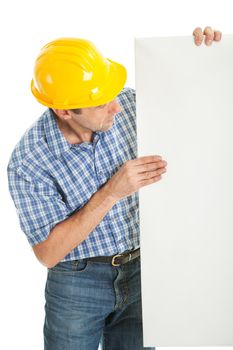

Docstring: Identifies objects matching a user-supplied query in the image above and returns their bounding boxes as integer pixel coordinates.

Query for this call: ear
[52,109,72,121]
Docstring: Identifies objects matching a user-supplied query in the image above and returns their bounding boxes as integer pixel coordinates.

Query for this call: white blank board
[135,35,233,347]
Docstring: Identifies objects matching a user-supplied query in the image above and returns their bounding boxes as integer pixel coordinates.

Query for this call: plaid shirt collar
[43,109,72,158]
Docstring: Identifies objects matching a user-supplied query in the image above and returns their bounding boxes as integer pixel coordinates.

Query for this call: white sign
[135,35,233,347]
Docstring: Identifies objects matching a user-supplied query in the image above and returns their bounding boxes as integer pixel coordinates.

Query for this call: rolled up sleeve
[7,166,69,246]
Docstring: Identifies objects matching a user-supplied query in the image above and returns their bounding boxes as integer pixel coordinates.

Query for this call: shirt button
[99,171,103,176]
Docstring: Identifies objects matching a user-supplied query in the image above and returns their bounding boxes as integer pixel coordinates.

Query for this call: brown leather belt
[83,247,140,266]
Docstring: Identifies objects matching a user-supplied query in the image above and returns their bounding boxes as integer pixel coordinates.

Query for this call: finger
[136,161,167,172]
[193,27,204,46]
[203,26,214,45]
[139,175,162,188]
[214,30,222,42]
[139,168,167,182]
[133,155,162,166]
[140,168,167,180]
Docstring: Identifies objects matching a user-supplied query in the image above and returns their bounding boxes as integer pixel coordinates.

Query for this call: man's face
[69,99,122,132]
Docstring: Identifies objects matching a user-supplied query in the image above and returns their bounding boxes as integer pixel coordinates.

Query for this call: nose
[109,100,122,114]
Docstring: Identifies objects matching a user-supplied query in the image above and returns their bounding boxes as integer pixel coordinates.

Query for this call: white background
[1,0,233,349]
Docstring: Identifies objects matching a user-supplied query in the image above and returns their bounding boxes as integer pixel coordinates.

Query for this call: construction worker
[7,26,221,350]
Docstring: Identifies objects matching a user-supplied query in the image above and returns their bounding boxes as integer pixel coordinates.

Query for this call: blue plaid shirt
[7,87,140,261]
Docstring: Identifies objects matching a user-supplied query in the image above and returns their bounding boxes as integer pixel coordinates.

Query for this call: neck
[54,114,93,144]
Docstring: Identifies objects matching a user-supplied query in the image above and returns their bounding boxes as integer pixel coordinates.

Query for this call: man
[7,26,221,350]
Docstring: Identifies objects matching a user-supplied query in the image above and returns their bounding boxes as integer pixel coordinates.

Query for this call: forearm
[34,183,117,268]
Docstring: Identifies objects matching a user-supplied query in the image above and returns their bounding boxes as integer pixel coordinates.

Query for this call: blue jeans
[43,254,155,350]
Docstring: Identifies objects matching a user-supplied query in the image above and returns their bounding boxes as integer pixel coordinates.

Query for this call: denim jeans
[43,253,155,350]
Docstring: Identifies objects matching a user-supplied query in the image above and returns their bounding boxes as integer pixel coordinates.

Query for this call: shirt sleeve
[7,166,69,247]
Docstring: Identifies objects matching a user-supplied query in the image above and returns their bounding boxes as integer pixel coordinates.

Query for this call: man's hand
[105,155,167,201]
[193,26,222,46]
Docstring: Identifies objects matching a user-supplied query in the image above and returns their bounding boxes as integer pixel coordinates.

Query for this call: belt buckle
[111,253,123,266]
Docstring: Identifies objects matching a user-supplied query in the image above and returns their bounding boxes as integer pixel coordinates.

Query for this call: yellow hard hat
[31,38,127,109]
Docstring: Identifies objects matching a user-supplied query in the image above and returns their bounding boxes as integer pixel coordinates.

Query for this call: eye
[96,103,107,109]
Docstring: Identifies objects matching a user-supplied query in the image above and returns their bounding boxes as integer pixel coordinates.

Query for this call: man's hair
[69,108,82,115]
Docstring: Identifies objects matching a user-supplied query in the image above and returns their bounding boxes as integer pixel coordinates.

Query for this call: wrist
[102,183,120,204]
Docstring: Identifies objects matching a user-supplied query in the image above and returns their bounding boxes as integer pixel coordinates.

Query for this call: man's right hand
[105,155,167,201]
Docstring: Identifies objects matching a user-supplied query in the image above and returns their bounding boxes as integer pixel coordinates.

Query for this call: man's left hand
[193,26,222,46]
